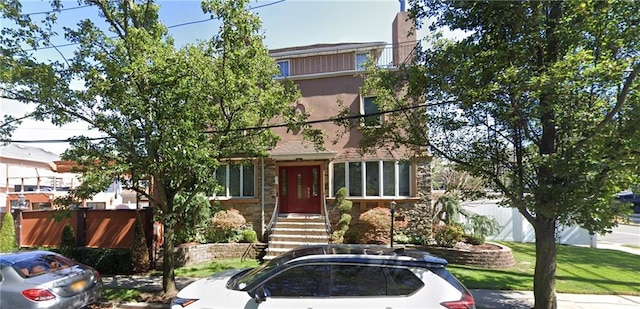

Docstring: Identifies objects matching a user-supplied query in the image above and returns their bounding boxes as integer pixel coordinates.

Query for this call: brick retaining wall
[169,242,514,269]
[404,242,515,268]
[173,243,266,267]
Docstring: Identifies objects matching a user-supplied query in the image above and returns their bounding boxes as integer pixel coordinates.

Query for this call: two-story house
[213,9,431,258]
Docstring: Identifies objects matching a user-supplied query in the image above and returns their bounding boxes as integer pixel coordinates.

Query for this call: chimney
[392,1,416,65]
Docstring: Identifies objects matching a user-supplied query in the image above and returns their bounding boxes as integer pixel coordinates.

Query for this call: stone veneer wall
[173,243,267,267]
[404,242,516,269]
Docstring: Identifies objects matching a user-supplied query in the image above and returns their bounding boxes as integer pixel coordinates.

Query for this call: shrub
[464,234,485,245]
[75,247,133,275]
[212,209,246,230]
[433,224,464,248]
[0,213,17,252]
[344,229,361,244]
[130,213,150,273]
[338,200,352,213]
[240,229,258,243]
[175,193,215,244]
[59,224,77,258]
[358,207,392,244]
[331,188,352,244]
[207,209,248,243]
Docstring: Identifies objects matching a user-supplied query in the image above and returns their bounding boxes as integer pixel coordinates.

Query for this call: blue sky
[2,0,411,155]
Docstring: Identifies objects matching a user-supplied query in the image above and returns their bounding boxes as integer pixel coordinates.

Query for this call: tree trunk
[533,217,557,309]
[162,222,177,294]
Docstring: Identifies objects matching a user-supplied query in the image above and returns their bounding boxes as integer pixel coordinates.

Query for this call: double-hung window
[332,161,411,197]
[276,60,290,77]
[214,163,255,198]
[361,96,382,127]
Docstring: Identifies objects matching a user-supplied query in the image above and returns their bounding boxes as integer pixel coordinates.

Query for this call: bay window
[332,161,411,197]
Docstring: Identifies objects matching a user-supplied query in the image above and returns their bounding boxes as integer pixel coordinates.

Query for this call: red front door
[279,165,321,214]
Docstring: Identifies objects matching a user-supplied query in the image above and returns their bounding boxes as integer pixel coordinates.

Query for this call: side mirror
[250,286,270,304]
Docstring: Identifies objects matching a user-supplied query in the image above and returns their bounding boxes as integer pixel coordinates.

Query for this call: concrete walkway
[472,289,640,309]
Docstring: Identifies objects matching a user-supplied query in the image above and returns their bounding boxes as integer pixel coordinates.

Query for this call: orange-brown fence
[4,208,153,249]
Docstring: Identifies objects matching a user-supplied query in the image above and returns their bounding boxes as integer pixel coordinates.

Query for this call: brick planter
[154,243,267,268]
[403,242,515,269]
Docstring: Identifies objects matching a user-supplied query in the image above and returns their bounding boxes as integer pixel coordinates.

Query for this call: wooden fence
[2,208,154,249]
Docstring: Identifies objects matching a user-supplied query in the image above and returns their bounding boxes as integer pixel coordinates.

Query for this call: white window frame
[276,60,290,77]
[360,95,382,128]
[214,163,255,198]
[330,161,412,198]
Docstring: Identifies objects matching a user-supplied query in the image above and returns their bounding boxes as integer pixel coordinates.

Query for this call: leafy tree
[345,1,640,308]
[1,0,321,293]
[0,213,18,252]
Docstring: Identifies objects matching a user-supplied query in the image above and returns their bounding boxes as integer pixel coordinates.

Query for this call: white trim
[331,160,413,198]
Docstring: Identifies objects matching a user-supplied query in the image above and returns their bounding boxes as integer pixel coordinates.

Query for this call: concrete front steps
[264,214,331,259]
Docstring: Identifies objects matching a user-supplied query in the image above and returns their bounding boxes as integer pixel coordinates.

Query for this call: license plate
[70,280,87,292]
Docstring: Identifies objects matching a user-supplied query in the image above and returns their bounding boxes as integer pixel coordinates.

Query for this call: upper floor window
[355,52,369,71]
[332,161,411,198]
[214,163,255,198]
[276,60,290,77]
[361,96,382,127]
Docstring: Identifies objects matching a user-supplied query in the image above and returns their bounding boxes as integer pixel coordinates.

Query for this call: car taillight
[440,292,476,309]
[21,289,56,301]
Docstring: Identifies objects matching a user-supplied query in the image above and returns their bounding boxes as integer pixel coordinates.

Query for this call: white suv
[172,244,476,309]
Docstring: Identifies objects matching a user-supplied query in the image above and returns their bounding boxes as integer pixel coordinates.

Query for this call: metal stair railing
[322,195,333,238]
[264,196,279,241]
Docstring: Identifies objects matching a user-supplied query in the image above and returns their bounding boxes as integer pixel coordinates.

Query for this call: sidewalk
[472,290,640,309]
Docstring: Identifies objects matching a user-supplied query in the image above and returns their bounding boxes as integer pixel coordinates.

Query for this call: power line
[22,0,287,52]
[23,5,92,16]
[2,101,443,144]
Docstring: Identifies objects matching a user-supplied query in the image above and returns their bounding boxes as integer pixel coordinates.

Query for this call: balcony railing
[371,42,418,69]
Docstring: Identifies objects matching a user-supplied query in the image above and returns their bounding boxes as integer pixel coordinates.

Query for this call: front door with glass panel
[279,166,321,214]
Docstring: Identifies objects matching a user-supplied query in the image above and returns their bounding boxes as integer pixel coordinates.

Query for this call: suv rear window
[13,254,77,278]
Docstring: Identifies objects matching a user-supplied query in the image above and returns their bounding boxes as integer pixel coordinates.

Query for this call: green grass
[152,258,260,278]
[101,288,142,303]
[448,242,640,295]
[102,258,259,303]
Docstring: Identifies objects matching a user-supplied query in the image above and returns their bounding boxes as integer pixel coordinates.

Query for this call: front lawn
[102,242,640,304]
[101,258,259,304]
[448,242,640,295]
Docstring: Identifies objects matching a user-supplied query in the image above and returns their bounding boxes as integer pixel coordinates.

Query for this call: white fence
[461,199,596,247]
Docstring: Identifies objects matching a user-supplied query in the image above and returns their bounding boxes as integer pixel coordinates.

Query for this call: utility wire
[2,101,444,144]
[22,0,286,52]
[23,5,92,16]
